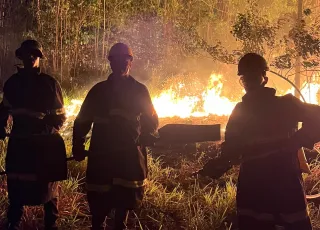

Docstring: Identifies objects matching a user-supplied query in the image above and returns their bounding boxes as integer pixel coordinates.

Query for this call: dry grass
[0,97,318,229]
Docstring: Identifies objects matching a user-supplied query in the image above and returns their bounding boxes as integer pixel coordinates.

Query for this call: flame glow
[286,82,320,105]
[152,74,237,118]
[64,74,320,122]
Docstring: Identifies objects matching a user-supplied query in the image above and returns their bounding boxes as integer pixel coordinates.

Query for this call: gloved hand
[72,146,87,162]
[193,159,233,180]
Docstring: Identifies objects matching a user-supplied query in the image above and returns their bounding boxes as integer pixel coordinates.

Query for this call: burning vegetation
[0,0,320,229]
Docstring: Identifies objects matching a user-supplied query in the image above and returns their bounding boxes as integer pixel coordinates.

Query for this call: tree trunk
[294,0,303,98]
[54,0,61,73]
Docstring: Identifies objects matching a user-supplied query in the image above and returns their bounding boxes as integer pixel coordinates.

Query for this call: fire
[286,82,320,104]
[152,74,238,118]
[63,74,320,122]
[61,99,83,134]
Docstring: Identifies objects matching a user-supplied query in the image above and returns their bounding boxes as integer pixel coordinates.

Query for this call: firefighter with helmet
[199,53,320,229]
[0,40,67,230]
[72,43,159,230]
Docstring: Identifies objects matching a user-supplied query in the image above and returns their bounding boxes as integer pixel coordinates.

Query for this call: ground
[0,114,318,229]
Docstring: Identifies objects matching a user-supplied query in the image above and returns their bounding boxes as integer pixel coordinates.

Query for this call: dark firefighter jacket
[220,87,320,225]
[72,74,159,208]
[0,67,67,205]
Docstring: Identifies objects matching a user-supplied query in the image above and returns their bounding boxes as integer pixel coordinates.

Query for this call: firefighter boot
[114,209,129,230]
[6,203,24,230]
[44,198,59,230]
[91,215,106,230]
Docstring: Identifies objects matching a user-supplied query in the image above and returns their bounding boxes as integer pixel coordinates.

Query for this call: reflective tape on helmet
[109,109,141,121]
[7,173,37,181]
[113,178,147,188]
[86,183,112,192]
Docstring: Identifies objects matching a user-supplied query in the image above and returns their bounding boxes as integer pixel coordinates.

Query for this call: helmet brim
[15,47,44,60]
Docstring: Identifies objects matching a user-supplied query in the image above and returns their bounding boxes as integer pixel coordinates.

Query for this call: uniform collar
[107,73,135,83]
[242,87,276,103]
[17,67,41,76]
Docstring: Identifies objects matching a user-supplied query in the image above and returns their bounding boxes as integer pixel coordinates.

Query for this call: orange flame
[152,74,238,118]
[64,74,320,121]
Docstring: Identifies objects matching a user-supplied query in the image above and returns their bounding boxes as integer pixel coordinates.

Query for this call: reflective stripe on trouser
[10,108,65,119]
[109,109,141,121]
[238,208,310,224]
[92,110,141,125]
[7,173,38,181]
[86,178,147,192]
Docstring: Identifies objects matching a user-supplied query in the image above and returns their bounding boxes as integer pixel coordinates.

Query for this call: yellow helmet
[108,43,133,60]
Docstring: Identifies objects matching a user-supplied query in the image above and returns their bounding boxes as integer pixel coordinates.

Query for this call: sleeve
[140,85,159,137]
[221,103,245,160]
[0,84,11,139]
[200,103,244,177]
[44,80,66,130]
[286,94,320,150]
[72,87,95,152]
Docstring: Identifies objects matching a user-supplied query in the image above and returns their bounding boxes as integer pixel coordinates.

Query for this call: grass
[0,138,318,230]
[0,99,318,229]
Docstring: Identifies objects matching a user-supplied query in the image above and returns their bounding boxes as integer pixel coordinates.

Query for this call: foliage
[231,2,277,55]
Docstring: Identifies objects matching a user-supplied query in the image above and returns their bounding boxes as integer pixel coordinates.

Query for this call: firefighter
[72,43,159,230]
[0,40,67,230]
[200,53,320,230]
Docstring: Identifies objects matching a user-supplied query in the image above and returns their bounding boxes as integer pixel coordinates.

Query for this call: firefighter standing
[200,53,320,230]
[0,40,67,230]
[72,43,159,230]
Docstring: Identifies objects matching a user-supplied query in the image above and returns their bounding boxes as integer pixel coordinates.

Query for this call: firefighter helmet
[15,40,44,60]
[238,53,269,76]
[108,43,133,60]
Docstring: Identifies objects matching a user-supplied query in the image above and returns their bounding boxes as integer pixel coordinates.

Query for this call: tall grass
[0,109,318,229]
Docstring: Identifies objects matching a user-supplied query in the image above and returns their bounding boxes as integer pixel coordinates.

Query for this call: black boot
[44,198,59,230]
[91,214,106,230]
[114,209,128,230]
[6,203,24,230]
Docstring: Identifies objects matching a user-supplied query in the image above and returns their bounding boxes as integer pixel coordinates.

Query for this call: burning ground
[0,73,319,229]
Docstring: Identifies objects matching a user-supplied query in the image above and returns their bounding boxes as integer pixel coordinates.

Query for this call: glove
[72,146,87,162]
[193,158,233,180]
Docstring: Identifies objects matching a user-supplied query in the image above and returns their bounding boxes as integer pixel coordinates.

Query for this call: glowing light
[152,73,238,118]
[285,82,320,104]
[62,74,320,121]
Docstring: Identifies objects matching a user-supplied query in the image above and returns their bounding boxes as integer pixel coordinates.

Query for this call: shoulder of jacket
[92,80,108,89]
[3,74,19,90]
[87,80,109,95]
[233,102,244,113]
[130,77,148,92]
[277,93,301,105]
[40,73,59,85]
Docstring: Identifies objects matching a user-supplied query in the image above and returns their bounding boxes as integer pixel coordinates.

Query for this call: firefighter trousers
[6,198,59,230]
[91,209,128,230]
[238,215,313,230]
[87,191,129,230]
